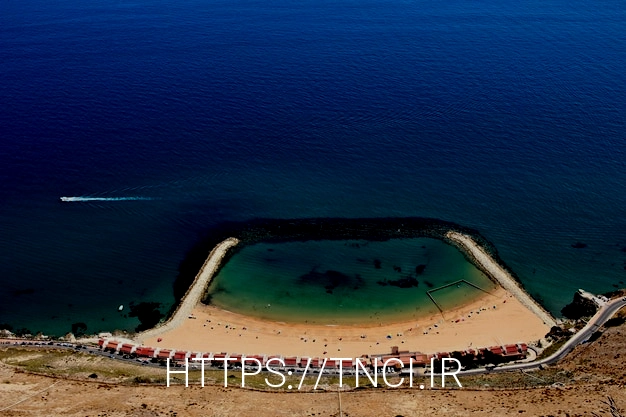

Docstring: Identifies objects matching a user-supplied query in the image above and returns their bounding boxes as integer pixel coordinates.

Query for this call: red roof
[325,360,338,368]
[413,354,428,365]
[398,357,412,366]
[489,346,504,355]
[504,345,519,355]
[284,357,298,366]
[339,359,353,368]
[98,339,105,347]
[106,341,119,349]
[157,349,172,359]
[135,347,155,357]
[300,357,311,367]
[242,356,263,365]
[120,344,134,354]
[265,355,282,366]
[173,351,187,360]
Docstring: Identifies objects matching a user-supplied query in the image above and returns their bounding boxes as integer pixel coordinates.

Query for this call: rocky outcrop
[561,291,598,320]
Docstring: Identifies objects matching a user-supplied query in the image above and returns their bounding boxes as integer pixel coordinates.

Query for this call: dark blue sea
[1,0,625,335]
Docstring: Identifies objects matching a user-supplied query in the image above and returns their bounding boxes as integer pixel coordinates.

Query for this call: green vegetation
[537,338,568,360]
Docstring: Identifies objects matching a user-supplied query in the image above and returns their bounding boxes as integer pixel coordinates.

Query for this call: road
[461,296,626,375]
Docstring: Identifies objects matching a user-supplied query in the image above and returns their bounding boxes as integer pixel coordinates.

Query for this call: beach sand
[140,286,549,358]
[136,233,553,358]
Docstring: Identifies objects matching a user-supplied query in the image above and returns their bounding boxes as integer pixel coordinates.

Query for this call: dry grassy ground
[1,316,626,416]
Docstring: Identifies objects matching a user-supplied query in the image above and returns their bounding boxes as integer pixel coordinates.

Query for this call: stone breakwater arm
[446,231,557,328]
[136,237,240,342]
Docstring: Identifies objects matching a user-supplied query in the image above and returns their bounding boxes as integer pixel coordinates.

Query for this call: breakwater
[172,217,490,304]
[137,237,239,342]
[170,217,542,312]
[446,231,557,327]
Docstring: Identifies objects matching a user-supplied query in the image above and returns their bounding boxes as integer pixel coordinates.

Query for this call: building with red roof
[135,347,155,358]
[489,346,504,356]
[119,344,134,355]
[105,341,119,352]
[338,359,354,369]
[157,349,172,360]
[413,353,428,367]
[284,357,298,367]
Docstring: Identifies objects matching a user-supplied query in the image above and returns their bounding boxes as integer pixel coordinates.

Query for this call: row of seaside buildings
[98,339,529,370]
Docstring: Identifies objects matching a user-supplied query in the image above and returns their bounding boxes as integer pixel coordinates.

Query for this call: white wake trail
[59,196,153,202]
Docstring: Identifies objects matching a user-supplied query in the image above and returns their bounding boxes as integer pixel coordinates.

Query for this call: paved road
[461,296,626,375]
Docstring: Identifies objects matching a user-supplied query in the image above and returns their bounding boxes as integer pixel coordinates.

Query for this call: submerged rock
[377,276,419,288]
[299,268,357,294]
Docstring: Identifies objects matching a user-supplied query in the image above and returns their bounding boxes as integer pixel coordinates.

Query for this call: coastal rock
[545,326,570,340]
[560,291,598,320]
[71,322,87,337]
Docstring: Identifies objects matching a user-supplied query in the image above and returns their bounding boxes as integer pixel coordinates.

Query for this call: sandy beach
[140,287,548,358]
[137,233,552,358]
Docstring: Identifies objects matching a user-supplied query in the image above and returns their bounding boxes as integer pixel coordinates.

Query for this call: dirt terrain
[2,317,626,417]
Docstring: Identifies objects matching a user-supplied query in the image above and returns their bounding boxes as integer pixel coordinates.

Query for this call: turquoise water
[206,238,496,324]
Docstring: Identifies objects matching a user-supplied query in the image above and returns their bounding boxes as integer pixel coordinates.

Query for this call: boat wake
[60,196,153,202]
